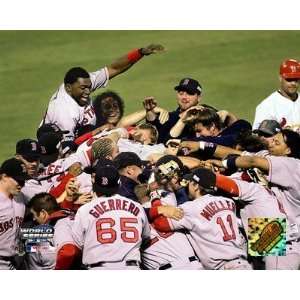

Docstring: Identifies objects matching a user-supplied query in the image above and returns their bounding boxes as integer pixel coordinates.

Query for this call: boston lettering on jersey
[0,216,24,235]
[200,200,236,221]
[89,198,140,218]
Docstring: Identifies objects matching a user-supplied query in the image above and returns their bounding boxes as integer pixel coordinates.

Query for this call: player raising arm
[41,44,165,140]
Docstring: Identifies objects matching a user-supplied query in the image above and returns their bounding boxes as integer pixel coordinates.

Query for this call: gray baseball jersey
[233,176,300,270]
[25,240,56,270]
[0,192,25,269]
[167,194,248,270]
[266,156,300,232]
[142,225,203,270]
[71,194,151,268]
[234,179,287,233]
[16,179,53,205]
[26,215,75,270]
[42,67,109,139]
[141,191,203,270]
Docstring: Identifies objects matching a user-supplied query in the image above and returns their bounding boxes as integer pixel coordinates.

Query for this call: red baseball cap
[280,59,300,79]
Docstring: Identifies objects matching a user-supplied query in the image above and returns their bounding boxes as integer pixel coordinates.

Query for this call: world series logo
[18,224,55,254]
[247,218,286,256]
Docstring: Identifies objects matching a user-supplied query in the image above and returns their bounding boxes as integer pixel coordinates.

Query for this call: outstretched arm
[107,44,165,79]
[179,140,242,159]
[224,155,270,173]
[117,110,146,127]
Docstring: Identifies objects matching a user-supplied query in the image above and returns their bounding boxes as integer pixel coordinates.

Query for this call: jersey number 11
[216,214,236,241]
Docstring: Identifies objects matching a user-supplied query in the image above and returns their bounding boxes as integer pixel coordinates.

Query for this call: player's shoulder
[55,214,74,228]
[261,91,292,106]
[267,154,300,165]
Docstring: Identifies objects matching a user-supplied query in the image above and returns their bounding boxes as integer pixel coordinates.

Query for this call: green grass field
[0,30,300,161]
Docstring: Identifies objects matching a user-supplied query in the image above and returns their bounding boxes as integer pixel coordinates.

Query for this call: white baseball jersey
[38,156,80,181]
[75,129,165,162]
[41,67,109,139]
[71,194,151,267]
[117,138,166,160]
[16,155,80,205]
[253,91,300,132]
[141,190,203,270]
[163,194,248,270]
[0,192,25,269]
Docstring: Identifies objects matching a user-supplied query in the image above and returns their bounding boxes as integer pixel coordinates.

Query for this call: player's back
[179,194,246,269]
[72,194,150,266]
[142,224,202,270]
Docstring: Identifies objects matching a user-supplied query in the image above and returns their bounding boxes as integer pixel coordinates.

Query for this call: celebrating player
[41,44,165,140]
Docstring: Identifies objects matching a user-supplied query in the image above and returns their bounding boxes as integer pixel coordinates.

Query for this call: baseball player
[253,58,300,132]
[212,148,300,269]
[65,164,151,269]
[41,44,164,140]
[136,187,204,270]
[0,158,29,270]
[152,168,251,270]
[27,192,81,270]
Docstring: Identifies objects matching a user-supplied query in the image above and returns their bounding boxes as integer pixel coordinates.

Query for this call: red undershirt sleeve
[55,243,81,270]
[49,173,74,198]
[215,174,239,196]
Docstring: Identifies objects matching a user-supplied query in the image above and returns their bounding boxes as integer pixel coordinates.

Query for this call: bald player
[64,164,151,269]
[41,44,164,140]
[152,168,251,270]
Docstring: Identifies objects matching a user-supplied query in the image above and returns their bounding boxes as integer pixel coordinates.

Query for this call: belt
[88,260,139,268]
[286,238,300,245]
[0,256,15,262]
[158,256,198,270]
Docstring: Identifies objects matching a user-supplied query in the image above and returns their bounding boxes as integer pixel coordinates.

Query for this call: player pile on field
[1,48,300,270]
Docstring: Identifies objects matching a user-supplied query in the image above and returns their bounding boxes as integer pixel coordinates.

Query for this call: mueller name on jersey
[200,200,236,221]
[89,198,140,218]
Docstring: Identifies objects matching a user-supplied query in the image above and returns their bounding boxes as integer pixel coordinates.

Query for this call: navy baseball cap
[182,168,216,192]
[174,78,202,95]
[253,120,282,137]
[37,123,69,140]
[113,152,143,170]
[93,165,120,196]
[0,158,31,186]
[38,132,61,166]
[84,158,115,174]
[16,139,41,162]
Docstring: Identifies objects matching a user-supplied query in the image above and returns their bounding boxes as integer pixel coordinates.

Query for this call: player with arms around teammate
[153,168,252,270]
[65,163,151,269]
[41,44,164,140]
[253,59,300,131]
